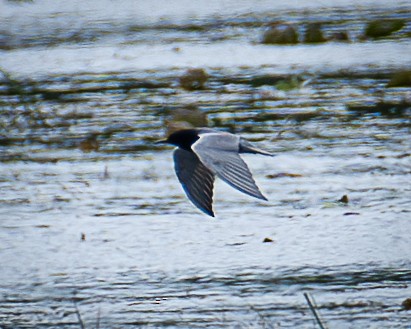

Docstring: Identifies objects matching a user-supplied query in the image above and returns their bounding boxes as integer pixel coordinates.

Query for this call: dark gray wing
[192,132,268,201]
[173,148,215,217]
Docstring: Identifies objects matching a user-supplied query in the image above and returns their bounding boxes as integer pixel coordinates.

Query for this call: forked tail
[239,138,273,156]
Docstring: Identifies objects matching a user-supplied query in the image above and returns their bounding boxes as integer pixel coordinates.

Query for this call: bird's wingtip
[202,208,215,217]
[208,210,215,217]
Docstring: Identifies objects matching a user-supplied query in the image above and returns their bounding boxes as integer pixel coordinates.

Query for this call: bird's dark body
[165,129,200,152]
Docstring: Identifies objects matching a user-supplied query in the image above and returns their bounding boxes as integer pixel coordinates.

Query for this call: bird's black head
[157,129,200,152]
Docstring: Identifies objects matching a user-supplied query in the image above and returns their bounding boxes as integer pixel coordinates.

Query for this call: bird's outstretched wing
[192,132,267,201]
[173,148,215,217]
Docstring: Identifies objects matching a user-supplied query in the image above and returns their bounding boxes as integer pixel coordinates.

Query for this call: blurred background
[0,0,410,328]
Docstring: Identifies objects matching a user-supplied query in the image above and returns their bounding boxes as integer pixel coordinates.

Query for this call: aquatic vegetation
[387,70,411,87]
[364,19,406,38]
[179,68,209,90]
[261,22,298,44]
[303,23,326,43]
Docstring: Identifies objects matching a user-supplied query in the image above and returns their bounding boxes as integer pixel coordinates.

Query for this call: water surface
[0,0,410,328]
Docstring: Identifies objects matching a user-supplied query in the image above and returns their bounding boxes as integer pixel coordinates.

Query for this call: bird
[156,128,273,217]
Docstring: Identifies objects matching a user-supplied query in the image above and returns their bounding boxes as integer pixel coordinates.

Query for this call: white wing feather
[192,133,267,200]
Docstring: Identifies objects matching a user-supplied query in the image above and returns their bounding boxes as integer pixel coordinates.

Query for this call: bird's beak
[154,139,168,144]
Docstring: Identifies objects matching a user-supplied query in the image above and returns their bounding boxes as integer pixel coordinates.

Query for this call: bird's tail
[239,139,273,156]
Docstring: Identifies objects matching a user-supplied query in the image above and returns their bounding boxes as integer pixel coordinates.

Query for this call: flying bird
[156,128,273,217]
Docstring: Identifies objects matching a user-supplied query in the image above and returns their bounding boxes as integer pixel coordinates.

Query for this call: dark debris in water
[79,133,100,153]
[303,23,327,43]
[34,224,50,229]
[347,100,411,117]
[338,195,349,204]
[401,298,411,310]
[387,70,411,87]
[261,22,298,45]
[266,173,303,179]
[219,74,291,87]
[163,104,208,135]
[179,69,209,90]
[364,19,406,39]
[323,300,380,310]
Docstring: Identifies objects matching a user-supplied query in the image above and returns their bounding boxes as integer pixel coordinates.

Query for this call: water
[1,0,411,328]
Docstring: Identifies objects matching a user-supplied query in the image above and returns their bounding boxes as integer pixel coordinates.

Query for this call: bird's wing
[192,132,267,201]
[173,148,215,217]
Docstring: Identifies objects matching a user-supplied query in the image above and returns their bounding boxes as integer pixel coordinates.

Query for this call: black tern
[157,128,273,217]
